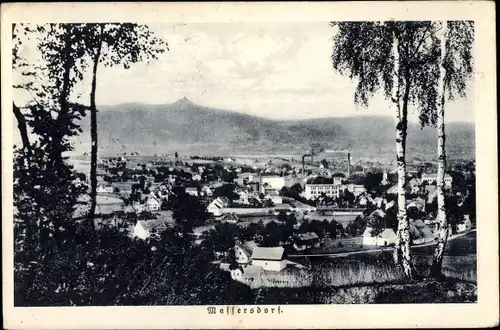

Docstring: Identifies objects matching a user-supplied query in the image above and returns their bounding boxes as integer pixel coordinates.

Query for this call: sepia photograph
[2,2,498,329]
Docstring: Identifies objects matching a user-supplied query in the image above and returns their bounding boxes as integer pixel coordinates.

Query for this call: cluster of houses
[386,173,452,197]
[91,156,472,255]
[358,200,472,248]
[360,218,435,247]
[302,171,452,205]
[360,215,472,247]
[84,156,475,289]
[204,174,291,218]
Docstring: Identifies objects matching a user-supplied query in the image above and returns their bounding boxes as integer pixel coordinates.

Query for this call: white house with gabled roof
[133,219,169,240]
[234,240,258,264]
[251,246,286,272]
[207,197,229,216]
[145,195,161,211]
[362,227,397,246]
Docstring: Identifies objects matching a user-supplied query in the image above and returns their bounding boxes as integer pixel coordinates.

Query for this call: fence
[316,207,366,213]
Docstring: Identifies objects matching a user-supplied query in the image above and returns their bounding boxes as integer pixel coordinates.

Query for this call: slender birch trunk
[391,29,413,279]
[431,21,449,278]
[89,25,104,221]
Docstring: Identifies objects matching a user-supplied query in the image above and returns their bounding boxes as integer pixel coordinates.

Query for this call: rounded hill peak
[175,97,194,104]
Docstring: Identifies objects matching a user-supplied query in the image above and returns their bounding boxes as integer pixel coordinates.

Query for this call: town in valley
[12,20,477,306]
[70,146,476,292]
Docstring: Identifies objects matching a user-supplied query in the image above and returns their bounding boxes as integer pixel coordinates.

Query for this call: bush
[376,251,396,267]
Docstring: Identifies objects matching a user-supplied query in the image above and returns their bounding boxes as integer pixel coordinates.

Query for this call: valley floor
[226,231,477,304]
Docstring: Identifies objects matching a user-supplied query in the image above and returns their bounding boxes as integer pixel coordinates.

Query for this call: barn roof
[251,246,284,261]
[221,213,239,222]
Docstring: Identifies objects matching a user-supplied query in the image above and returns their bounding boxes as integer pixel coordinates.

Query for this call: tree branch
[410,25,438,59]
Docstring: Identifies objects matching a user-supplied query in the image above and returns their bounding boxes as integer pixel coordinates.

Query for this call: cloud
[227,31,292,67]
[13,22,474,123]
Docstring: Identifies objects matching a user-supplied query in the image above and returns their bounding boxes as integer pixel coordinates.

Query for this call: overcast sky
[14,22,474,122]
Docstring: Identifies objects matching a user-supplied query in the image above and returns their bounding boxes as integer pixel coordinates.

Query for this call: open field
[312,231,476,280]
[304,212,361,225]
[241,231,477,303]
[74,195,124,218]
[412,230,477,256]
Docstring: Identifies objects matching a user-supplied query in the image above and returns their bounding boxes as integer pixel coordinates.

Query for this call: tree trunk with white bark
[391,29,414,279]
[431,21,449,278]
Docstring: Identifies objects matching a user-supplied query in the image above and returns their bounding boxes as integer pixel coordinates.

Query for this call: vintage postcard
[2,1,498,329]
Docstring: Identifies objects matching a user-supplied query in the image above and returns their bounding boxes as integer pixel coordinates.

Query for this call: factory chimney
[347,152,351,177]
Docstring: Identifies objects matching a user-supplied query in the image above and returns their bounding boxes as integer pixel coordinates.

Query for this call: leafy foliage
[213,183,239,201]
[13,23,181,307]
[330,22,394,107]
[169,191,209,230]
[331,21,442,127]
[443,21,474,101]
[15,225,250,306]
[13,24,90,259]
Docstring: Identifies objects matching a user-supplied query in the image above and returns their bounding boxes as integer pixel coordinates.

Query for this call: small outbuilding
[362,227,397,247]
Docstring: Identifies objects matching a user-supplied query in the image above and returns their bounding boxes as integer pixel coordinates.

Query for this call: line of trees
[12,23,168,297]
[330,21,473,279]
[13,23,166,221]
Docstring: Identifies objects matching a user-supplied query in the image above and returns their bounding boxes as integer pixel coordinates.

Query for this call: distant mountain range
[73,97,475,159]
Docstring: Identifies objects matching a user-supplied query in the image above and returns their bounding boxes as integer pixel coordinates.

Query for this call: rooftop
[251,246,284,261]
[237,240,258,257]
[293,232,319,242]
[138,219,169,231]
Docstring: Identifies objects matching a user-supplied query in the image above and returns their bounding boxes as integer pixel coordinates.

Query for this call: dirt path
[288,229,476,258]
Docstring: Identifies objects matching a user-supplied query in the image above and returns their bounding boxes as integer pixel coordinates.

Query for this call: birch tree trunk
[391,30,414,279]
[431,21,449,278]
[89,25,103,221]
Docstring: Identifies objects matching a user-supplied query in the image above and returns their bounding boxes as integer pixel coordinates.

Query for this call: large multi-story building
[304,183,343,200]
[421,173,453,187]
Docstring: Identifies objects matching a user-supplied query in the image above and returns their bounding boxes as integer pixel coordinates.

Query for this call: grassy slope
[256,280,477,304]
[254,231,477,303]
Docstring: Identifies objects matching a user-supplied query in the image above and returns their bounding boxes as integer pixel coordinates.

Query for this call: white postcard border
[1,1,498,329]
